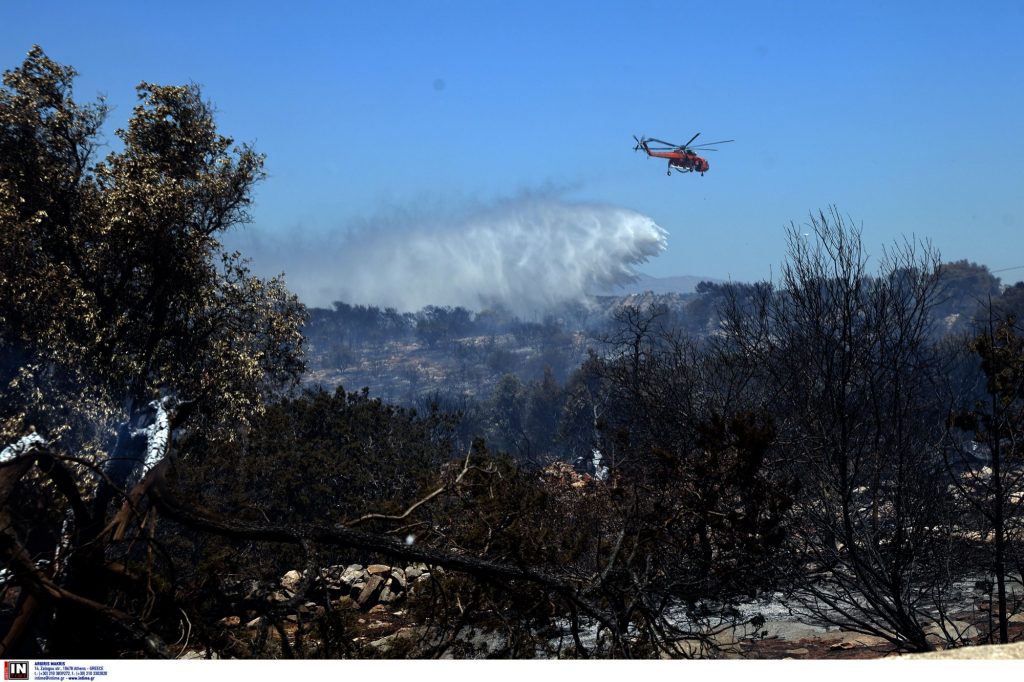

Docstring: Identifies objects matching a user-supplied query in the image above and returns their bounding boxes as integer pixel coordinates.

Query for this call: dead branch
[343,449,479,528]
[0,526,171,658]
[149,480,620,637]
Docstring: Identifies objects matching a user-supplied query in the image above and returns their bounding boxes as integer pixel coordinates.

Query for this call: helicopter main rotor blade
[684,132,701,147]
[692,139,734,147]
[647,138,681,148]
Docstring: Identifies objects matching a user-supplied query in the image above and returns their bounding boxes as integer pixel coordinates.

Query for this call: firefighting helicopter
[633,133,733,176]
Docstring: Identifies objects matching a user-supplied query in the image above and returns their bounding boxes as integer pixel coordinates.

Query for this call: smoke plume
[232,196,668,314]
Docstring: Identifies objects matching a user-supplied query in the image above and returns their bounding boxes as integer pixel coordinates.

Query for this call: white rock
[280,569,303,592]
[340,566,367,586]
[378,586,398,604]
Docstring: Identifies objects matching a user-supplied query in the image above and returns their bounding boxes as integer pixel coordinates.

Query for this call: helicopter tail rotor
[633,135,645,152]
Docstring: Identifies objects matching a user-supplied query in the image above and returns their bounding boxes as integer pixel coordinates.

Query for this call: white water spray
[235,196,668,313]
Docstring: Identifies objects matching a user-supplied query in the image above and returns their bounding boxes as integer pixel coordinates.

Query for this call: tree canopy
[0,45,305,451]
[0,46,305,656]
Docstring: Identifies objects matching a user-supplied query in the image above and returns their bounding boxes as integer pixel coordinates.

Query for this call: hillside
[303,292,701,403]
[305,260,1017,406]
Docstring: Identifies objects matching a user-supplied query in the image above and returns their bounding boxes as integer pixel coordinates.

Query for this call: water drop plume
[235,195,668,314]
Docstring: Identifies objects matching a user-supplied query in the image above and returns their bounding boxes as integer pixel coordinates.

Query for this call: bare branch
[344,449,476,528]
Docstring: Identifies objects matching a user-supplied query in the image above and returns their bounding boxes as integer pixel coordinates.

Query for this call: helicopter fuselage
[643,148,710,174]
[633,134,730,176]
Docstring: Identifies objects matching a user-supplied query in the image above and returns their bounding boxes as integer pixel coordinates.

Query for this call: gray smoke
[232,196,668,314]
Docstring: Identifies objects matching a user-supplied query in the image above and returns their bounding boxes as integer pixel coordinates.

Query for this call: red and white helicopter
[633,132,733,176]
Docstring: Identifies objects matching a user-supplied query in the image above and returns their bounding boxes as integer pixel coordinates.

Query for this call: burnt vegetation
[2,49,1024,659]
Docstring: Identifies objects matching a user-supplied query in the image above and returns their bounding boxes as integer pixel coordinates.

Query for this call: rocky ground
[182,563,1024,659]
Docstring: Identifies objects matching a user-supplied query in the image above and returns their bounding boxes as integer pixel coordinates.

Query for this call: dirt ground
[20,581,1009,660]
[739,618,1024,660]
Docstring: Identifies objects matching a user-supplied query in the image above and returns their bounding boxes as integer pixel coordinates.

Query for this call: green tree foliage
[0,47,305,657]
[0,47,304,450]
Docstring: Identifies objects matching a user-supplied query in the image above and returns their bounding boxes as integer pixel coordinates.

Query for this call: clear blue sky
[4,1,1023,289]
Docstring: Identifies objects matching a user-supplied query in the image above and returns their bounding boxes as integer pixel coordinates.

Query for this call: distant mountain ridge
[593,273,723,296]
